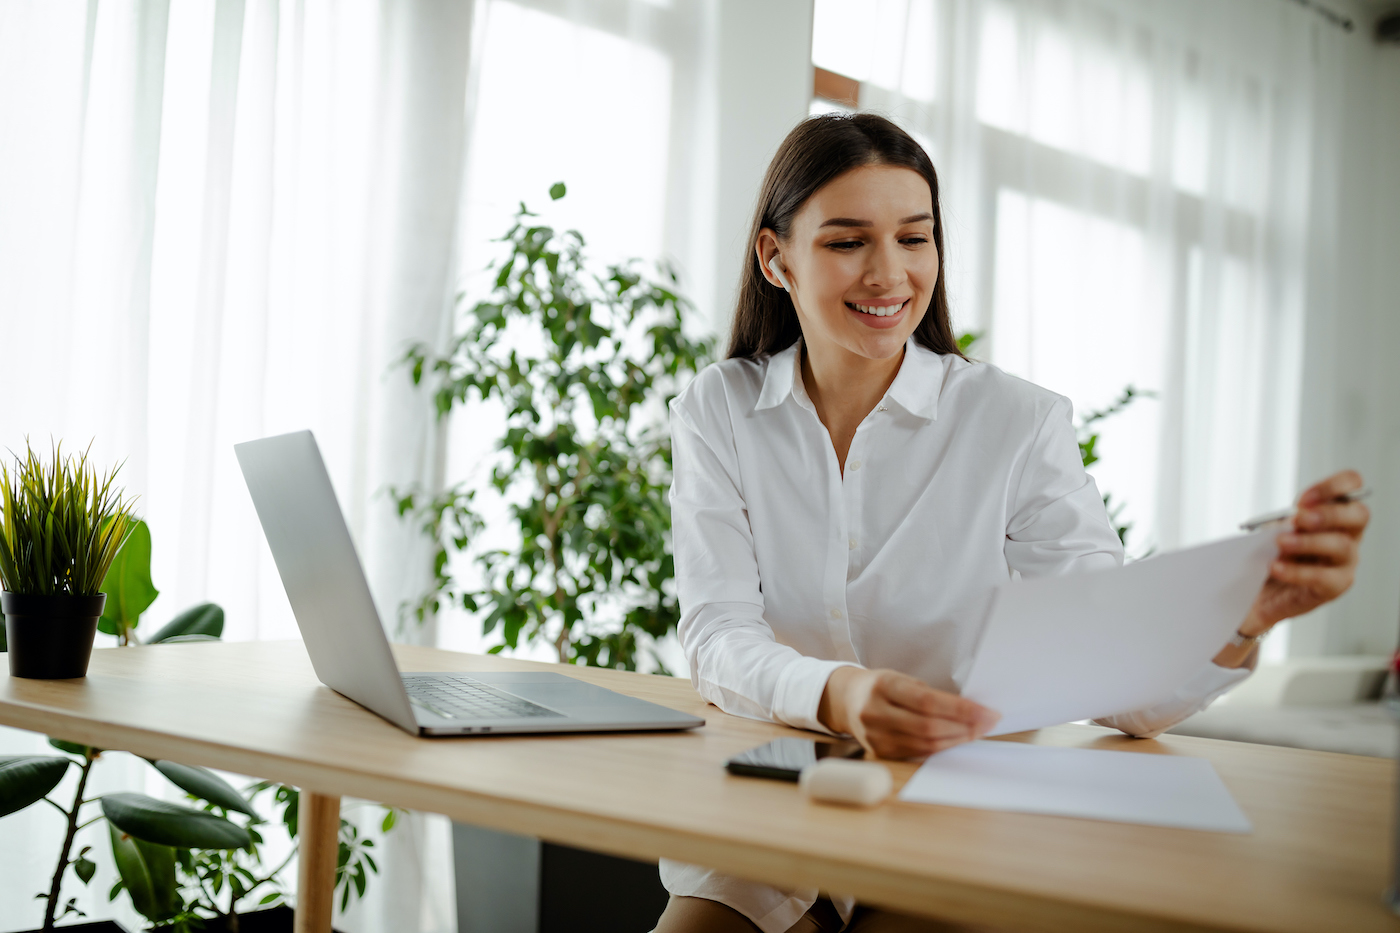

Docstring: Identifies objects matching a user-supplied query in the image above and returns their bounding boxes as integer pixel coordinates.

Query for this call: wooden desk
[1,640,1395,933]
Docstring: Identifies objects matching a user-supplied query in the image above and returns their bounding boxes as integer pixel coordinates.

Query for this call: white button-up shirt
[661,339,1252,932]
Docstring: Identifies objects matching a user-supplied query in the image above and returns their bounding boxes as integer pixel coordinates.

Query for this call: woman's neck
[800,339,905,473]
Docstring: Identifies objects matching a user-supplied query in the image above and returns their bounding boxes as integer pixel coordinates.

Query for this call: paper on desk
[898,740,1252,833]
[960,530,1277,736]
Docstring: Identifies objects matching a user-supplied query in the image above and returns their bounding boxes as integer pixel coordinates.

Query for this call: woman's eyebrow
[818,212,934,229]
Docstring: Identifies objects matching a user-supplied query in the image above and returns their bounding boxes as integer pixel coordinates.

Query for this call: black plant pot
[2,592,105,679]
[189,906,344,932]
[18,921,131,932]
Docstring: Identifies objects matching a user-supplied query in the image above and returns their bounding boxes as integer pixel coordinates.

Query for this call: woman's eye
[901,236,930,246]
[828,240,862,251]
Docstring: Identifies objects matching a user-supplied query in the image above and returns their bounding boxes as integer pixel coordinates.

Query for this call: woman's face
[759,163,938,365]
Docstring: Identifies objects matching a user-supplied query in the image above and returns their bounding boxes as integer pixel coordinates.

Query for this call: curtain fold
[0,0,473,928]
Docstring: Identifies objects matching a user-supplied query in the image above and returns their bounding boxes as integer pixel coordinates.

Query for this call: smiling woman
[653,112,1369,933]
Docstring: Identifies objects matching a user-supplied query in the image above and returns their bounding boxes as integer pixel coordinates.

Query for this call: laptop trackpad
[502,681,631,709]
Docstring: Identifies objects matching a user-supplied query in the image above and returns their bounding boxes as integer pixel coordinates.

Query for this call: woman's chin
[842,329,912,362]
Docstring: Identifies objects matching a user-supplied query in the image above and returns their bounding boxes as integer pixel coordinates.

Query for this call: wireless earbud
[767,255,793,292]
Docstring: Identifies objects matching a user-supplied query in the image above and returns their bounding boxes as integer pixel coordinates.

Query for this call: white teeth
[851,300,905,317]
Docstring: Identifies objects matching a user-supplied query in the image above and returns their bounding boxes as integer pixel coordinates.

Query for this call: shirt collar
[754,341,802,411]
[753,337,949,420]
[884,339,948,421]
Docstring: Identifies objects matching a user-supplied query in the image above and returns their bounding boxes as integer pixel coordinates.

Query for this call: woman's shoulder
[671,355,768,416]
[939,352,1071,423]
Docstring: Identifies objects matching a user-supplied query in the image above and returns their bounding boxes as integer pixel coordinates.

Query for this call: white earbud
[767,255,793,293]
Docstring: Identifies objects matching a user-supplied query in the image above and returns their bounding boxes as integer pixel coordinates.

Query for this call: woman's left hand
[1243,469,1369,636]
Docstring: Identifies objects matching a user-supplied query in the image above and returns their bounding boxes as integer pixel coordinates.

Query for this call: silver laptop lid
[234,430,418,732]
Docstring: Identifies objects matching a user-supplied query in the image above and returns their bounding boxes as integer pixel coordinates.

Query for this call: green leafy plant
[397,183,713,671]
[95,518,225,647]
[0,441,137,596]
[1075,385,1155,547]
[1,742,394,931]
[241,781,396,917]
[0,740,252,932]
[98,519,159,645]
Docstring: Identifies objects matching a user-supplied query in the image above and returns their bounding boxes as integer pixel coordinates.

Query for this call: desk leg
[294,792,341,933]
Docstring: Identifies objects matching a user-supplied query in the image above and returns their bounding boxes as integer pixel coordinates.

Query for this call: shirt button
[829,608,842,620]
[848,538,858,550]
[849,459,861,471]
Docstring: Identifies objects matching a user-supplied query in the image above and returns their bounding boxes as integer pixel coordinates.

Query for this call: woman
[653,114,1368,933]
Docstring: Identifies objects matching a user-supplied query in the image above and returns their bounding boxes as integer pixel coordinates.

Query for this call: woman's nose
[863,239,905,289]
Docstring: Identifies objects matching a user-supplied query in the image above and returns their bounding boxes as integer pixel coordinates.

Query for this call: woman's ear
[756,230,791,291]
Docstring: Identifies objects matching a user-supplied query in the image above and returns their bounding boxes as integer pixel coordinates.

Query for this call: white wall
[1292,13,1400,657]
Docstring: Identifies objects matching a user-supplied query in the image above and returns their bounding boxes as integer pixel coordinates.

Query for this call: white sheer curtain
[815,0,1353,661]
[0,0,471,929]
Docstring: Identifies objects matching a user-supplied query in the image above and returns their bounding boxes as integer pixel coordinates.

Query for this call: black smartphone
[725,737,864,782]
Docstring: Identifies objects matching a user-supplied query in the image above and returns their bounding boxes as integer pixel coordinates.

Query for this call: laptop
[234,430,705,737]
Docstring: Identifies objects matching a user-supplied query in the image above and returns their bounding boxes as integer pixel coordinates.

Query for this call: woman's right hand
[818,666,1001,760]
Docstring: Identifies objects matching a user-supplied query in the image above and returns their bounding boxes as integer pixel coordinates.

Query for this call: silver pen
[1239,486,1372,532]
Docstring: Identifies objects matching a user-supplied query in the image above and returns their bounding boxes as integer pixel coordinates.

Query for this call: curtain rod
[1283,0,1355,32]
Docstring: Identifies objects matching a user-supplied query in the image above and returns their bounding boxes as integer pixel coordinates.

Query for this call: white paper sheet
[959,530,1277,736]
[898,740,1252,833]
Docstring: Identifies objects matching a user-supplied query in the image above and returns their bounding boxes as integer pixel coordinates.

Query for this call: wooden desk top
[1,641,1395,933]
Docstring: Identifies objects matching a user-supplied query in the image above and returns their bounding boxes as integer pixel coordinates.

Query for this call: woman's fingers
[872,733,975,760]
[841,669,1004,759]
[862,699,976,742]
[1294,500,1369,535]
[1270,560,1355,595]
[851,673,1002,759]
[1276,531,1358,566]
[878,672,1000,733]
[1298,469,1363,506]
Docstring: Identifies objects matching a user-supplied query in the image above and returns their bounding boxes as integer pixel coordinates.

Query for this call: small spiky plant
[0,441,137,596]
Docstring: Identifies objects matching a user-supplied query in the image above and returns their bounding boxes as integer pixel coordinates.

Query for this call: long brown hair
[727,113,963,361]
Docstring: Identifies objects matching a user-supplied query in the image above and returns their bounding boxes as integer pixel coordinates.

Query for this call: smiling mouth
[846,300,908,318]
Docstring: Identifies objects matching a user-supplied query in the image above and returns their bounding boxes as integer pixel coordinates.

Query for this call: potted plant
[0,516,391,931]
[396,183,713,670]
[0,442,137,678]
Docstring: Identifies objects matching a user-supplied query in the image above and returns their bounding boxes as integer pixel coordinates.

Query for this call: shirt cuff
[771,657,863,735]
[1095,655,1256,738]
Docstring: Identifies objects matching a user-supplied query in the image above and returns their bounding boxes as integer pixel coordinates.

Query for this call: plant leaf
[147,602,224,643]
[151,761,256,815]
[48,737,94,757]
[101,793,251,849]
[74,855,96,884]
[98,519,159,637]
[0,755,70,817]
[108,822,181,921]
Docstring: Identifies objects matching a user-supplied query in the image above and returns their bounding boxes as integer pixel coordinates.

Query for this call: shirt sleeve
[1004,396,1256,737]
[669,394,859,734]
[1093,648,1258,738]
[1004,395,1124,577]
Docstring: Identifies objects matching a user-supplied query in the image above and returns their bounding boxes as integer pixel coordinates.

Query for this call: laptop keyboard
[402,675,563,721]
